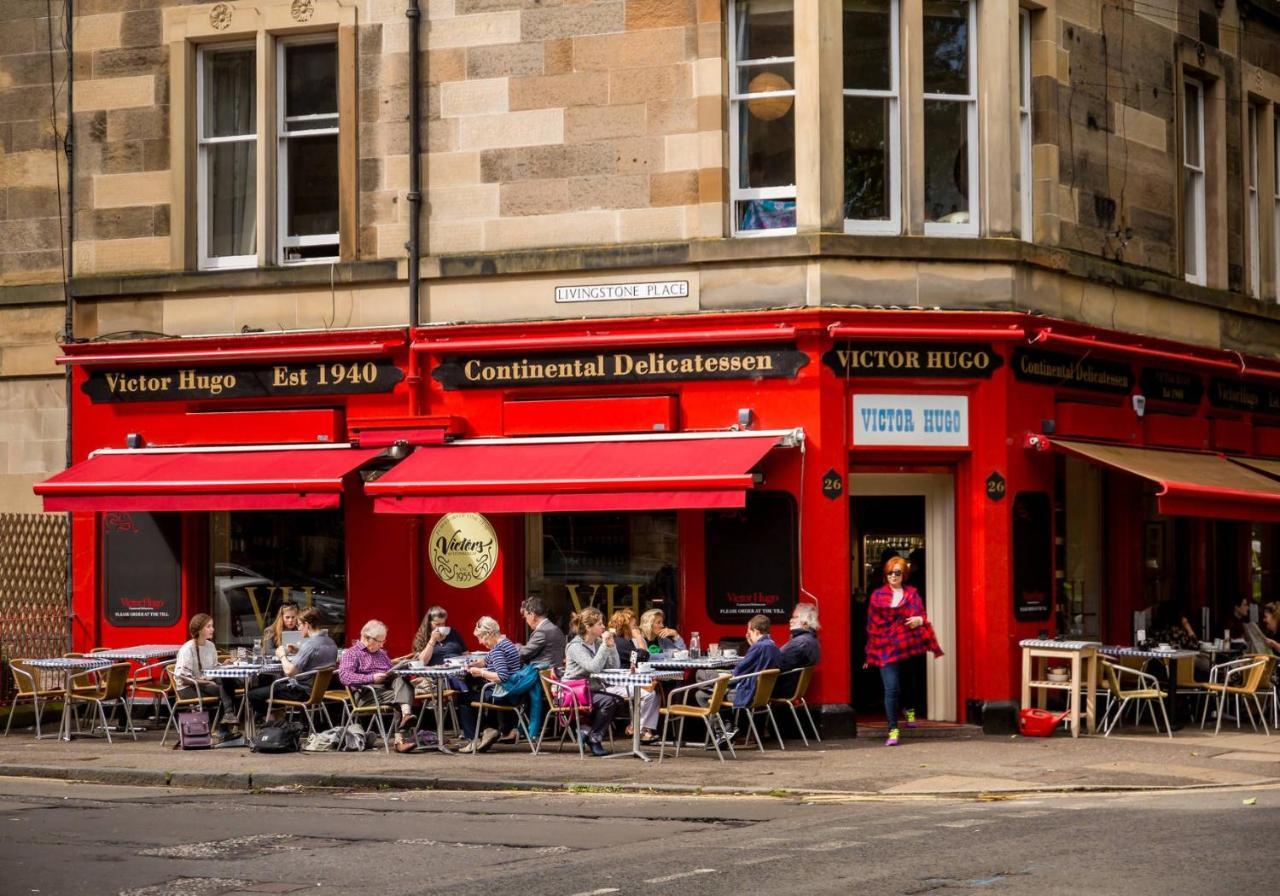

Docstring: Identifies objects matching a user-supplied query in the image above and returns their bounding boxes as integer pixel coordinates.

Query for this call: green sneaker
[905,709,917,729]
[885,727,900,746]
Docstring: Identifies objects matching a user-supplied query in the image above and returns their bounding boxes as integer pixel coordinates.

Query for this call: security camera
[1131,394,1146,418]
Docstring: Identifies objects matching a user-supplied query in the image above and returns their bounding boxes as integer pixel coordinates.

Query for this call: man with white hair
[337,619,416,744]
[775,603,821,699]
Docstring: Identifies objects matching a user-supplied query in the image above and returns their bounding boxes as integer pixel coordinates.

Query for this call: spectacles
[886,570,904,577]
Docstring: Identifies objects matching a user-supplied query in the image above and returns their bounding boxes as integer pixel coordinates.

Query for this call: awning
[366,430,801,514]
[35,445,383,513]
[1050,438,1280,522]
[1229,455,1280,481]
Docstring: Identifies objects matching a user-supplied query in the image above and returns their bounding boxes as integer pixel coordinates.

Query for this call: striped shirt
[486,636,522,682]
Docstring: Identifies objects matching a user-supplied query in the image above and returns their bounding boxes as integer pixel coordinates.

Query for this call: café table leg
[430,678,453,755]
[603,685,650,761]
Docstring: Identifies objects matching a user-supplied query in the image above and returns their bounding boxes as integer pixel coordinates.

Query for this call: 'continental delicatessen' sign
[82,359,404,403]
[432,346,809,390]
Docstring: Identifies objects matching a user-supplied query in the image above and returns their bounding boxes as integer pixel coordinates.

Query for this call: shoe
[394,735,416,754]
[720,724,738,740]
[475,727,501,753]
[885,727,900,746]
[457,739,477,754]
[587,735,608,757]
[397,714,416,732]
[905,709,917,729]
[639,730,660,745]
[496,731,519,745]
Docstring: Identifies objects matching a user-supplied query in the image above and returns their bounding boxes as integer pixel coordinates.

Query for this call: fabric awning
[35,445,383,512]
[1229,455,1280,481]
[1050,438,1280,521]
[366,431,799,514]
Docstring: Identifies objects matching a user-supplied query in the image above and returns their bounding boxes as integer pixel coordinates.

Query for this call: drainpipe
[61,0,76,653]
[405,0,423,416]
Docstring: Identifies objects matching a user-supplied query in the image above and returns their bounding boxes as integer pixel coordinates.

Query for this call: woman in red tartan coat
[864,555,943,746]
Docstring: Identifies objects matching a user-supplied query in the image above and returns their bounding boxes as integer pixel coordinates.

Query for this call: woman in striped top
[457,616,524,753]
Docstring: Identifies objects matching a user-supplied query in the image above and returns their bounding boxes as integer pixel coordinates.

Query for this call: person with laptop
[261,601,301,657]
[248,607,338,720]
[1260,602,1280,654]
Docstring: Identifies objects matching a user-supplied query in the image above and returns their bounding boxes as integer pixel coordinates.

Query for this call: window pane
[287,133,339,238]
[737,198,796,231]
[285,41,338,120]
[208,141,256,257]
[1184,83,1201,167]
[738,101,795,189]
[924,99,969,223]
[203,48,255,138]
[923,0,969,96]
[1184,174,1200,278]
[528,512,679,632]
[737,61,795,99]
[844,95,891,220]
[737,0,794,60]
[844,0,892,92]
[210,510,347,650]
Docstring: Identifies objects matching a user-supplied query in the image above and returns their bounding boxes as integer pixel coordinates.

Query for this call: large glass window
[526,512,679,632]
[922,0,977,234]
[210,511,347,649]
[198,45,257,268]
[1183,78,1206,285]
[278,39,340,263]
[843,0,899,233]
[730,0,797,235]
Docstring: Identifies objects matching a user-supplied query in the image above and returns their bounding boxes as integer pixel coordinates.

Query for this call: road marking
[567,889,620,896]
[738,854,789,866]
[935,819,984,828]
[644,869,717,884]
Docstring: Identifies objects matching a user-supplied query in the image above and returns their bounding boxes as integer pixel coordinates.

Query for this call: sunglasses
[886,570,904,577]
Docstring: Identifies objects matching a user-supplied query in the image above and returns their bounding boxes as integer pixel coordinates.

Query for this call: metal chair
[266,666,336,735]
[161,667,224,746]
[4,660,64,739]
[534,671,589,757]
[729,668,785,751]
[129,660,176,724]
[770,666,821,745]
[340,683,397,753]
[1099,659,1172,738]
[1198,655,1276,736]
[658,673,735,762]
[470,680,536,753]
[65,663,137,743]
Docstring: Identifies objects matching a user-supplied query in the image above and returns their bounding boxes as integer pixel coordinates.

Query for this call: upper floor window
[843,0,900,234]
[1019,9,1032,241]
[1247,104,1261,297]
[923,0,977,235]
[1183,78,1206,285]
[730,0,797,235]
[198,45,257,269]
[1275,113,1280,301]
[278,39,339,264]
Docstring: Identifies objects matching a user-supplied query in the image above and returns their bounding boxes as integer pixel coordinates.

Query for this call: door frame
[850,473,957,721]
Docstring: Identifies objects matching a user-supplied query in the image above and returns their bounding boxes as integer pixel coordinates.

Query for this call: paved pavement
[1,714,1279,797]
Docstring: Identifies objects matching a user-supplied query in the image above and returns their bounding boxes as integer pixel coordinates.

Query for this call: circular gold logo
[429,513,498,589]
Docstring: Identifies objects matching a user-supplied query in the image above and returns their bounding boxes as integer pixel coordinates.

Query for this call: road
[0,777,1274,895]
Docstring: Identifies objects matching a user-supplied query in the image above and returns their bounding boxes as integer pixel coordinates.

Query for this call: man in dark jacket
[698,614,782,745]
[517,596,566,668]
[775,603,821,698]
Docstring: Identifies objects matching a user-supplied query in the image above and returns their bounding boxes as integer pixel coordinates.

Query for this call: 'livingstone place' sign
[82,359,404,403]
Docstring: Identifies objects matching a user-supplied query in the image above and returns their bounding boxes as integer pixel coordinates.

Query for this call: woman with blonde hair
[562,607,625,756]
[261,601,300,656]
[638,608,685,654]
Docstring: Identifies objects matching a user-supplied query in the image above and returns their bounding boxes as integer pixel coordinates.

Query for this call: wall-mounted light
[737,408,755,429]
[125,433,144,449]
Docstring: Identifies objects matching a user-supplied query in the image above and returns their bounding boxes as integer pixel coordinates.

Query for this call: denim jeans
[879,660,916,729]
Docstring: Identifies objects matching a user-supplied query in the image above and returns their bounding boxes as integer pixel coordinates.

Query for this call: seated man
[697,614,783,745]
[517,596,566,670]
[338,619,417,746]
[775,603,821,699]
[248,608,338,720]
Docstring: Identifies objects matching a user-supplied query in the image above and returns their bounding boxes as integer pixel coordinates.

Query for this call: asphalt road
[0,778,1275,896]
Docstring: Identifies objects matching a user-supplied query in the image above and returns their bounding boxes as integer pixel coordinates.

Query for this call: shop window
[526,512,679,631]
[1060,457,1103,639]
[1183,77,1207,285]
[705,492,798,624]
[198,45,257,269]
[922,0,977,235]
[210,510,347,649]
[729,0,798,235]
[842,0,900,234]
[1018,8,1032,241]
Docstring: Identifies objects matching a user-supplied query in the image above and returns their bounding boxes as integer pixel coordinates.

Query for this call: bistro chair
[729,667,785,752]
[770,666,821,745]
[161,666,224,746]
[266,666,336,735]
[129,660,176,723]
[470,680,536,753]
[534,670,588,757]
[4,660,64,739]
[410,676,462,737]
[1099,659,1172,738]
[340,683,396,753]
[1198,655,1276,737]
[658,673,735,762]
[66,662,137,743]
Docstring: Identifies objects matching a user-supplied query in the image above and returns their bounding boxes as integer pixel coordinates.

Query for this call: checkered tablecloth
[1097,646,1197,660]
[399,665,462,678]
[647,657,737,670]
[203,663,284,679]
[25,657,112,671]
[91,645,182,661]
[591,669,683,688]
[1018,639,1102,650]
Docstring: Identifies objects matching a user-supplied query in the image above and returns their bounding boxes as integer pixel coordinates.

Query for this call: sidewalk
[2,721,1278,798]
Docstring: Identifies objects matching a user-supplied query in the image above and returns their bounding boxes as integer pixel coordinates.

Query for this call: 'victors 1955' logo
[429,513,498,589]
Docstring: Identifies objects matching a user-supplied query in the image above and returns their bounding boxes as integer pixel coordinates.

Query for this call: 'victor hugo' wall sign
[82,359,404,403]
[823,343,1002,378]
[429,513,498,589]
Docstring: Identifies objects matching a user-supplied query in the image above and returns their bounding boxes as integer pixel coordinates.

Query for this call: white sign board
[554,280,689,303]
[852,394,969,447]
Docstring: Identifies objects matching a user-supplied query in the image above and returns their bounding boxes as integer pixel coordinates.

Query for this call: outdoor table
[204,662,283,743]
[25,657,113,740]
[1097,646,1197,727]
[399,665,462,754]
[646,656,738,672]
[91,645,181,662]
[591,668,683,761]
[1019,639,1100,737]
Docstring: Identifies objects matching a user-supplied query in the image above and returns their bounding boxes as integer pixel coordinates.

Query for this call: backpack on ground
[251,720,304,753]
[342,723,370,752]
[177,710,213,750]
[301,726,344,752]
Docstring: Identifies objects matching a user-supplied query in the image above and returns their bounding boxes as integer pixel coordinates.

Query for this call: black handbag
[251,720,303,753]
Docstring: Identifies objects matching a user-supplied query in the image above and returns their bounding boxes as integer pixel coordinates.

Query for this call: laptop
[281,630,303,648]
[1243,622,1273,656]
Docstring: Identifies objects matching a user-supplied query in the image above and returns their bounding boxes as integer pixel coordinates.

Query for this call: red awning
[1049,438,1280,522]
[35,446,383,512]
[366,432,795,514]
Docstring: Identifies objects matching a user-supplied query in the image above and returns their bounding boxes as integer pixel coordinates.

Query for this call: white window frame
[1248,104,1261,297]
[729,0,797,238]
[276,35,340,266]
[1019,8,1033,241]
[923,0,979,237]
[196,42,257,271]
[1183,77,1206,286]
[843,0,901,235]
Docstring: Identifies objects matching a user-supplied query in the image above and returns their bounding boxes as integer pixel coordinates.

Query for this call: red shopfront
[38,309,1280,733]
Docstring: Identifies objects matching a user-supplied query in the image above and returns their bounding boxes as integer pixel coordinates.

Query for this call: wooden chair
[4,660,64,739]
[161,666,224,746]
[66,663,137,743]
[770,666,821,745]
[729,668,784,751]
[1100,659,1172,738]
[266,666,335,734]
[658,673,735,762]
[470,681,536,753]
[1198,655,1276,736]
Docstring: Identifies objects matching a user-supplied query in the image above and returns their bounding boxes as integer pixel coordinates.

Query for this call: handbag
[556,677,592,713]
[177,710,212,750]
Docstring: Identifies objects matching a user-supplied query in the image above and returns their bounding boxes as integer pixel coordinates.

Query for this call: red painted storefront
[43,310,1280,729]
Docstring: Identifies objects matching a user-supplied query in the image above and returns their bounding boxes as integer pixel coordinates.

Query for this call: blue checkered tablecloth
[1018,639,1101,650]
[647,657,737,670]
[25,657,112,671]
[203,663,284,679]
[399,665,462,678]
[1097,646,1197,660]
[591,669,683,688]
[90,645,182,661]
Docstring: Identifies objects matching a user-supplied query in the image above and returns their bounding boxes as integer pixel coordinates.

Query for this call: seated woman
[456,616,523,753]
[638,608,685,655]
[606,608,660,742]
[412,605,467,665]
[562,608,625,756]
[1262,602,1280,654]
[173,613,239,738]
[261,601,300,657]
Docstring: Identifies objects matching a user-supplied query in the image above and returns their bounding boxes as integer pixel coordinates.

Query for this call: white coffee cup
[724,648,738,658]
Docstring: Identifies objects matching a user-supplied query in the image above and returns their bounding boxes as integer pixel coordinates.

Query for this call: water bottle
[689,631,701,660]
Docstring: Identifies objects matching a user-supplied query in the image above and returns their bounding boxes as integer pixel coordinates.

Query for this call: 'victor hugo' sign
[82,359,404,403]
[705,492,798,624]
[103,512,181,627]
[1012,348,1133,394]
[432,346,809,390]
[823,343,1002,378]
[1208,378,1280,415]
[1140,368,1203,406]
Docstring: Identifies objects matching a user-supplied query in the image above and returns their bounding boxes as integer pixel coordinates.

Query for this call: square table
[204,662,284,743]
[91,645,181,662]
[25,657,114,740]
[1097,646,1198,728]
[1019,639,1100,737]
[591,668,683,761]
[647,656,738,672]
[399,664,464,753]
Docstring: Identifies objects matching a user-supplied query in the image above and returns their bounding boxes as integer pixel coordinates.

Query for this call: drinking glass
[708,643,721,658]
